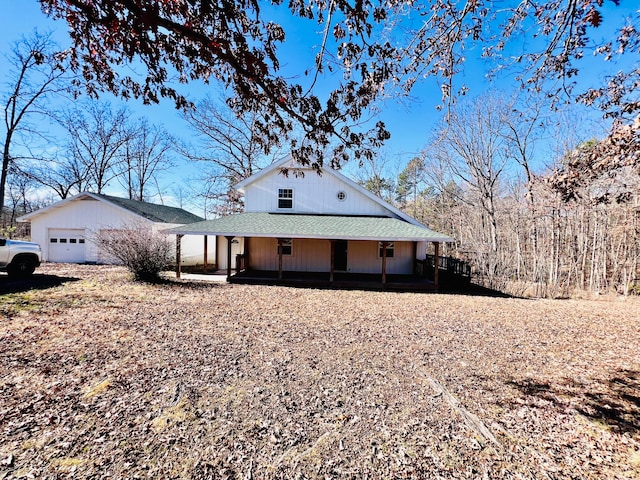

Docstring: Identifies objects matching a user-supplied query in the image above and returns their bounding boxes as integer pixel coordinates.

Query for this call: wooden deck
[179,255,471,293]
[227,270,439,292]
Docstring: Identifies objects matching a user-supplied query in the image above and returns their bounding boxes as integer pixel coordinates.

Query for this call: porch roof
[165,212,454,242]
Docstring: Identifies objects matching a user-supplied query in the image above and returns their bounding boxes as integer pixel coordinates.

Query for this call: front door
[334,240,348,272]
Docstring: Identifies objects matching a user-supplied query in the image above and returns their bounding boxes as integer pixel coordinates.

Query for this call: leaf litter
[1,264,639,479]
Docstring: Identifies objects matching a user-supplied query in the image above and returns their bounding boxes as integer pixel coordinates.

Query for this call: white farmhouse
[168,156,457,289]
[18,192,205,266]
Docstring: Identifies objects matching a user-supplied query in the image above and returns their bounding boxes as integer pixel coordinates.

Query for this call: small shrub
[94,224,172,282]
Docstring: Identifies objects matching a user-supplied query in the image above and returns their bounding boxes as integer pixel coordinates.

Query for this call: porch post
[433,241,440,289]
[215,235,220,270]
[175,234,183,279]
[244,237,250,270]
[203,235,208,273]
[329,239,336,282]
[225,236,234,281]
[381,241,388,284]
[277,238,284,280]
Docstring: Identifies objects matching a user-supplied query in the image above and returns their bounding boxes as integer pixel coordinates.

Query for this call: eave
[165,212,454,243]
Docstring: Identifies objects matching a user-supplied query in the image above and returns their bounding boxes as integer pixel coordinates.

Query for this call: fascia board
[165,228,453,242]
[234,155,294,192]
[319,167,427,227]
[17,191,155,226]
[17,192,99,222]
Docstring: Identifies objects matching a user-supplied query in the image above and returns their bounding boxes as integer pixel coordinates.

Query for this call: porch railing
[416,255,471,284]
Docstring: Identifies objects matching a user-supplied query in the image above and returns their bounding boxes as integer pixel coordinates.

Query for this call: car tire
[7,256,37,278]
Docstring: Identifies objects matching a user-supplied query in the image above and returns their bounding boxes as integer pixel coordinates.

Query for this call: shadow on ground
[0,273,80,295]
[441,282,516,298]
[507,368,640,435]
[164,278,226,290]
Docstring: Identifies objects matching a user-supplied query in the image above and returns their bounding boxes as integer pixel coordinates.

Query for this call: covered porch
[227,265,439,292]
[167,212,458,291]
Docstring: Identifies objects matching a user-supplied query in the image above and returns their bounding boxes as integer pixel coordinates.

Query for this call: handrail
[421,255,471,278]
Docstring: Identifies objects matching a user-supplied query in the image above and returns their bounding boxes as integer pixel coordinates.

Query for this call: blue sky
[0,2,448,158]
[1,1,637,211]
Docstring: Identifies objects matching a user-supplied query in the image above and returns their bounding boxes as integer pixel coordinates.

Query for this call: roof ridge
[92,193,204,224]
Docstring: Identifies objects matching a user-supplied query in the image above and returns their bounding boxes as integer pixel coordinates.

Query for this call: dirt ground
[1,263,639,479]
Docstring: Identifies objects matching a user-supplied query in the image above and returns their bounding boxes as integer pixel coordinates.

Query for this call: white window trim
[278,188,293,209]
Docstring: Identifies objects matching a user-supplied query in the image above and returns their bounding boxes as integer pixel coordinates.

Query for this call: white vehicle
[0,237,42,278]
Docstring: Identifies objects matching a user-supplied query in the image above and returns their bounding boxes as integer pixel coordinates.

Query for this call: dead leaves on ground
[1,264,639,479]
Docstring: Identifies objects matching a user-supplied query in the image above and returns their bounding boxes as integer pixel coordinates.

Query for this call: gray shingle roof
[166,212,453,242]
[99,194,203,224]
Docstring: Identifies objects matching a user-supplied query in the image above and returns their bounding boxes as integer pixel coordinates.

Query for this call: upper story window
[278,188,293,209]
[378,241,395,258]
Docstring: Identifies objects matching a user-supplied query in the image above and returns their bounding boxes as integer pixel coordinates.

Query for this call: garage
[18,192,205,264]
[48,229,86,263]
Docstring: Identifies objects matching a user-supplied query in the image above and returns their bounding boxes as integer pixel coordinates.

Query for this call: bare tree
[1,164,39,234]
[60,101,132,194]
[427,94,511,281]
[501,97,547,284]
[1,30,67,215]
[120,119,173,201]
[545,123,640,295]
[21,152,90,200]
[179,97,284,216]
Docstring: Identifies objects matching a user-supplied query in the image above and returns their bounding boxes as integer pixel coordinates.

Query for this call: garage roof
[18,192,203,225]
[98,194,203,224]
[165,212,454,242]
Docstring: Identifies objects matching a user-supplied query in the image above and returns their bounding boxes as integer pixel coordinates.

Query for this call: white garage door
[48,229,86,263]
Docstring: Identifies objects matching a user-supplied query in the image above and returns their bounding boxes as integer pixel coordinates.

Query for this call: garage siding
[30,198,152,263]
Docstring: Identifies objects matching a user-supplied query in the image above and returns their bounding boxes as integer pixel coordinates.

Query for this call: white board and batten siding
[244,167,391,217]
[216,236,244,271]
[29,196,142,263]
[28,196,205,265]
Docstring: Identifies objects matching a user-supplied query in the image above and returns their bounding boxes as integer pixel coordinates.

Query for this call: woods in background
[382,97,640,297]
